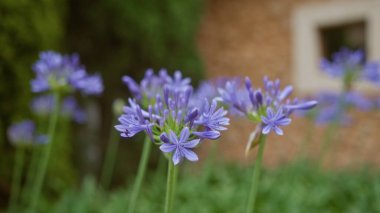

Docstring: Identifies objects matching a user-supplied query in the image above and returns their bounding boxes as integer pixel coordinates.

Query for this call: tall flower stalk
[219,76,317,212]
[164,154,178,213]
[315,48,378,165]
[28,51,103,213]
[9,147,25,210]
[126,136,151,213]
[7,120,42,211]
[29,92,61,213]
[245,134,266,213]
[116,69,230,213]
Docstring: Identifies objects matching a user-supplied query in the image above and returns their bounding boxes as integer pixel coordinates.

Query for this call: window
[292,1,380,94]
[319,21,366,61]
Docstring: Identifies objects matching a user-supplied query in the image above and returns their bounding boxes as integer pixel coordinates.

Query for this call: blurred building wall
[197,0,380,168]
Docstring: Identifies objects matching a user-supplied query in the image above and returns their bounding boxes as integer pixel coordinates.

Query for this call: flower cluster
[116,70,230,165]
[31,51,103,95]
[301,91,374,125]
[189,78,228,110]
[219,76,317,136]
[122,69,190,107]
[7,120,46,146]
[320,48,364,78]
[320,48,380,85]
[31,95,86,123]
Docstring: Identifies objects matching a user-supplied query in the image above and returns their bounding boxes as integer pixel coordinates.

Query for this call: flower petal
[266,108,273,118]
[114,125,126,132]
[169,130,179,144]
[182,148,199,162]
[172,148,182,165]
[183,139,200,148]
[262,125,272,135]
[276,118,292,126]
[179,127,190,143]
[193,131,220,140]
[274,126,284,135]
[160,143,176,153]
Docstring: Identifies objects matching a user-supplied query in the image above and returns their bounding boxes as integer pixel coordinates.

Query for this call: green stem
[21,147,41,206]
[164,158,178,213]
[127,136,152,213]
[245,134,267,213]
[100,115,119,189]
[22,115,47,205]
[8,147,25,211]
[318,122,338,167]
[28,92,61,213]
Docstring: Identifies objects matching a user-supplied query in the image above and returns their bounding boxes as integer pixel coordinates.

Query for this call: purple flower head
[115,114,154,138]
[165,71,192,93]
[195,98,230,131]
[74,74,104,95]
[190,81,218,110]
[319,48,380,87]
[116,70,230,165]
[219,76,317,135]
[305,91,373,126]
[7,120,43,146]
[159,127,200,165]
[122,69,187,107]
[320,48,364,79]
[31,51,103,95]
[261,108,291,135]
[217,78,251,116]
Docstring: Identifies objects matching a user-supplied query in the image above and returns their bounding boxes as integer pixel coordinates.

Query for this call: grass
[48,160,380,213]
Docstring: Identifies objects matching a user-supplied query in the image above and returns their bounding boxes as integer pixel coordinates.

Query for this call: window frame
[292,1,380,94]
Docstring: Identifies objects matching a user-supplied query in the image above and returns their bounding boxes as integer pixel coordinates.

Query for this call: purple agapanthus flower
[189,78,229,111]
[320,48,380,86]
[219,76,317,136]
[302,91,374,125]
[31,51,103,95]
[7,120,45,146]
[217,78,251,116]
[116,69,230,165]
[159,127,200,165]
[261,108,291,135]
[320,48,364,78]
[195,98,229,131]
[122,69,191,107]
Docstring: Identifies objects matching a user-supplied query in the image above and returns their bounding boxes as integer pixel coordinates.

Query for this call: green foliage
[0,0,65,132]
[0,0,66,204]
[47,161,380,213]
[1,0,206,207]
[67,0,205,100]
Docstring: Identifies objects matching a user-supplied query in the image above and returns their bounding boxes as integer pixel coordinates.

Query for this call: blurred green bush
[0,0,205,206]
[51,161,380,213]
[0,0,66,206]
